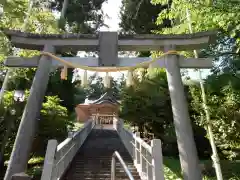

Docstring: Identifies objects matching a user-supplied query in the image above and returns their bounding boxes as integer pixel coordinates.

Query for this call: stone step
[67,171,140,175]
[64,178,140,180]
[71,162,135,165]
[74,157,132,160]
[67,169,138,172]
[74,155,131,158]
[70,168,138,172]
[72,163,135,167]
[74,159,134,162]
[73,157,132,161]
[65,174,140,179]
[63,129,141,180]
[70,166,137,170]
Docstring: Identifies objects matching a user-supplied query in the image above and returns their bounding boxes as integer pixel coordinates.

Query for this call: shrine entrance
[93,113,116,125]
[75,92,120,125]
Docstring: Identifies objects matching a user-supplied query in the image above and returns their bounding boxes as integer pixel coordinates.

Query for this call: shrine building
[75,92,120,124]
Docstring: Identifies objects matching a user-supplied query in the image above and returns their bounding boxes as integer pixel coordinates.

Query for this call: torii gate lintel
[4,56,213,69]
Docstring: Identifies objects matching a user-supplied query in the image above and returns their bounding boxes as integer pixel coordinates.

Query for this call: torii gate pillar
[165,46,202,180]
[4,44,55,180]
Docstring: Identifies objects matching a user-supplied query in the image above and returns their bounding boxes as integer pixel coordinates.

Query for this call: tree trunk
[0,117,14,168]
[0,153,4,169]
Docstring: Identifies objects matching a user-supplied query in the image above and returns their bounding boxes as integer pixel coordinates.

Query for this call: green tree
[120,69,173,142]
[0,0,60,88]
[85,74,105,100]
[0,93,72,170]
[0,0,73,171]
[0,92,25,169]
[152,0,240,38]
[120,69,212,157]
[84,73,123,100]
[189,73,240,159]
[119,0,171,34]
[151,0,240,159]
[47,68,78,112]
[32,96,72,157]
[151,0,240,57]
[0,0,79,113]
[119,0,171,57]
[50,0,107,33]
[151,0,240,73]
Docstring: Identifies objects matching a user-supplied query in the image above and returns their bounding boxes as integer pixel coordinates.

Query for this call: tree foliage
[33,95,72,156]
[151,0,240,71]
[189,73,240,159]
[50,0,107,33]
[0,92,72,165]
[120,69,211,157]
[47,68,78,112]
[119,0,171,34]
[152,0,240,38]
[119,0,172,57]
[120,69,172,136]
[84,73,123,100]
[151,0,240,59]
[149,0,240,159]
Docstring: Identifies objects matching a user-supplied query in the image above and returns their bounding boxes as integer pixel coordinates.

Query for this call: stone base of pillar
[11,173,32,180]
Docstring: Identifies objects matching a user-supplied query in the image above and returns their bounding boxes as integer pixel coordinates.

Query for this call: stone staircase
[63,127,141,180]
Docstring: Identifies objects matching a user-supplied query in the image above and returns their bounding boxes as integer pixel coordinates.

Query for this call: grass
[163,157,240,180]
[164,157,182,180]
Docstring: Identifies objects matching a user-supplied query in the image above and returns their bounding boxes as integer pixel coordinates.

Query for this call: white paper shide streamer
[126,70,133,87]
[81,70,88,87]
[104,72,111,88]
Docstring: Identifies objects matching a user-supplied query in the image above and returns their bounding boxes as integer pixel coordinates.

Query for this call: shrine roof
[92,92,120,105]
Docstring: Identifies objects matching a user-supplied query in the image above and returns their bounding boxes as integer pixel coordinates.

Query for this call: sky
[100,0,122,31]
[77,0,211,81]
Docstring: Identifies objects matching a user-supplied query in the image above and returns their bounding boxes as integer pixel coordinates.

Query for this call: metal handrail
[111,151,135,180]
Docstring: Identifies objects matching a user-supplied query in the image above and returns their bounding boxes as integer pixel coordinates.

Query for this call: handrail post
[140,143,143,173]
[151,139,164,180]
[135,132,140,166]
[41,140,58,180]
[111,151,134,180]
[140,145,147,176]
[146,151,153,179]
[118,125,165,180]
[111,156,116,180]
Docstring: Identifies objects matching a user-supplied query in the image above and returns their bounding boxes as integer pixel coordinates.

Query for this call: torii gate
[3,29,215,180]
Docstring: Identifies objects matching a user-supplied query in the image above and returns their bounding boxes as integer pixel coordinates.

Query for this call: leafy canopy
[151,0,240,49]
